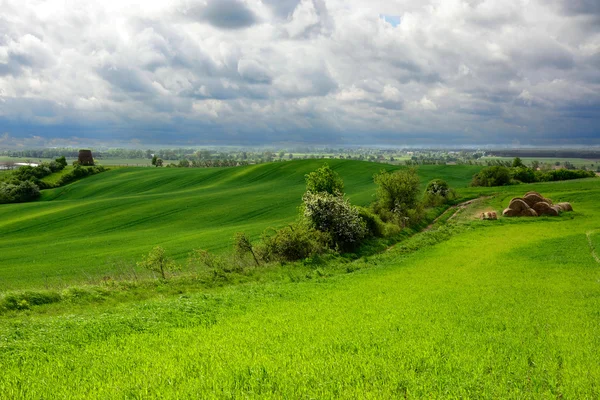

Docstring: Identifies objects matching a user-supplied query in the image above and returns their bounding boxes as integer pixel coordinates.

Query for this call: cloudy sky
[1,0,599,147]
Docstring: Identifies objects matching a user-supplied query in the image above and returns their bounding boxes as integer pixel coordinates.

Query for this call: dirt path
[424,196,493,231]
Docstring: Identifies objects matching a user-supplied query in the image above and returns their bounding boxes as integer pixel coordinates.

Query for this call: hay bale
[532,201,559,216]
[78,149,94,166]
[525,191,542,198]
[522,193,545,208]
[557,202,573,212]
[508,198,530,212]
[503,208,519,217]
[521,208,539,217]
[480,212,497,220]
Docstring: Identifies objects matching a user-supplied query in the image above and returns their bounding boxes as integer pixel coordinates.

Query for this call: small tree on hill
[373,168,421,222]
[302,191,367,251]
[137,246,177,279]
[305,163,344,195]
[234,232,260,266]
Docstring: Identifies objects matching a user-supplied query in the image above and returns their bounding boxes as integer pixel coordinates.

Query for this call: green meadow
[1,160,599,398]
[0,160,480,290]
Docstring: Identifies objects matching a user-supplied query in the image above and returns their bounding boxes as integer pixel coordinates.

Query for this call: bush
[137,246,178,279]
[233,232,260,266]
[1,290,62,311]
[471,166,511,187]
[305,163,344,195]
[0,180,41,204]
[535,168,595,182]
[258,224,329,262]
[373,168,421,223]
[511,167,536,183]
[357,206,386,238]
[302,192,367,251]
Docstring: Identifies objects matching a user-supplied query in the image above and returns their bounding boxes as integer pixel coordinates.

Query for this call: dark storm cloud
[184,0,258,29]
[262,0,301,18]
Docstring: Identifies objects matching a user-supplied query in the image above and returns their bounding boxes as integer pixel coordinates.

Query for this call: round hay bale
[557,202,573,212]
[522,193,545,207]
[508,198,530,212]
[521,208,539,217]
[525,191,542,198]
[551,205,562,214]
[532,201,559,216]
[78,149,95,166]
[503,208,519,217]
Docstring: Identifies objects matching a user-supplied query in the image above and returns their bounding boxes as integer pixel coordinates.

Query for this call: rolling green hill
[0,160,481,290]
[1,175,599,397]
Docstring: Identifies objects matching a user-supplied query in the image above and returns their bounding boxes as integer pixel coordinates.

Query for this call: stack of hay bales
[480,211,497,220]
[502,191,573,217]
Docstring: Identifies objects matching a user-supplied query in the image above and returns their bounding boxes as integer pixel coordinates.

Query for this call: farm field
[0,156,159,167]
[482,156,599,169]
[0,160,482,290]
[0,172,598,397]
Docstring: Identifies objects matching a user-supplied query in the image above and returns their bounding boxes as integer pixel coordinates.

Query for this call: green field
[0,160,482,290]
[1,161,599,397]
[0,156,162,166]
[483,156,599,169]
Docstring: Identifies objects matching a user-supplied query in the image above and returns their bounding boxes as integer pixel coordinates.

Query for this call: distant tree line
[471,158,596,187]
[0,156,107,204]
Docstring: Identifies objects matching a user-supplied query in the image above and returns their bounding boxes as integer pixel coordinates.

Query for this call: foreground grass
[0,178,599,398]
[0,160,480,290]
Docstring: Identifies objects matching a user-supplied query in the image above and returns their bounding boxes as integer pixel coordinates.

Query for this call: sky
[0,0,599,148]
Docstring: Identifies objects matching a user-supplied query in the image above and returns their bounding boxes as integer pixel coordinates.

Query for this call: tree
[302,191,367,251]
[471,166,511,187]
[151,155,158,166]
[137,246,177,279]
[425,179,450,198]
[55,156,67,169]
[373,168,421,219]
[234,232,260,266]
[305,163,344,195]
[155,158,164,167]
[512,157,524,168]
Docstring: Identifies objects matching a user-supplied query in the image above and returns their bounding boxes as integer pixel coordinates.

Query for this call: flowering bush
[302,192,367,251]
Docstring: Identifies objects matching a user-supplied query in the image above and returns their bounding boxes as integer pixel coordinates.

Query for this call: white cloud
[0,0,598,145]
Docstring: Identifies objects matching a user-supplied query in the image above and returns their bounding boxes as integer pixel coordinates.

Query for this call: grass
[0,160,481,290]
[0,176,598,397]
[483,156,599,169]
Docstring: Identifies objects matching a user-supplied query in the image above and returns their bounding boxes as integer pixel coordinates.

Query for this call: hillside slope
[0,160,480,289]
[1,178,598,397]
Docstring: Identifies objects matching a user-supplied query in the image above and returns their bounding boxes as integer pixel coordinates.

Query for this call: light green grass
[0,178,598,398]
[0,160,481,290]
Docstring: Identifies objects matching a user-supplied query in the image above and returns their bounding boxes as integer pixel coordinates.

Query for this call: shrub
[535,168,595,182]
[357,206,386,238]
[1,290,62,311]
[302,192,367,251]
[305,163,344,195]
[471,166,511,187]
[233,232,260,266]
[373,168,421,223]
[426,179,450,197]
[137,246,178,279]
[0,180,41,204]
[511,167,536,183]
[258,224,328,262]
